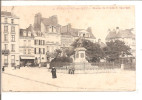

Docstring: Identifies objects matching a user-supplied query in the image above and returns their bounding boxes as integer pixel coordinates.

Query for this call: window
[43,40,45,45]
[34,40,36,45]
[11,19,14,24]
[11,35,15,42]
[76,53,79,58]
[49,26,52,32]
[24,40,26,46]
[4,55,8,64]
[39,48,41,54]
[23,49,26,54]
[52,26,54,32]
[4,26,8,32]
[34,48,36,54]
[28,31,31,36]
[4,34,8,41]
[81,53,84,58]
[11,55,15,64]
[11,26,15,32]
[23,31,27,36]
[4,18,7,23]
[11,44,15,52]
[43,48,45,54]
[39,40,41,45]
[53,26,56,33]
[28,49,31,54]
[4,44,8,50]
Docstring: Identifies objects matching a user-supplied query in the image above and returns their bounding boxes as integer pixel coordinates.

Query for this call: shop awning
[20,56,35,59]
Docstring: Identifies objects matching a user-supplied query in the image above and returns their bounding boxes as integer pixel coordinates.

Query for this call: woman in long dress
[51,67,57,78]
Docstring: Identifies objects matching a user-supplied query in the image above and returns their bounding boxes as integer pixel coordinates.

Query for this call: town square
[1,5,136,91]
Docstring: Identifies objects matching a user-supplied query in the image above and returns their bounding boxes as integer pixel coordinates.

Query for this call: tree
[46,49,62,62]
[71,39,105,62]
[104,40,131,62]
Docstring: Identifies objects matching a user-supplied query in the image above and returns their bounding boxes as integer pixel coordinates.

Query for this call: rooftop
[1,11,19,18]
[106,28,135,40]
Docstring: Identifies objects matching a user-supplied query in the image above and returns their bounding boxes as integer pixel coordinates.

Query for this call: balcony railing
[4,63,8,66]
[1,50,10,55]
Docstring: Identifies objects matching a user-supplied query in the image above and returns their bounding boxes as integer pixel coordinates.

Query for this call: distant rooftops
[1,11,19,18]
[106,27,135,40]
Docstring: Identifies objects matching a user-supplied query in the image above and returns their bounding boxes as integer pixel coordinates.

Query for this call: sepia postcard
[1,5,136,92]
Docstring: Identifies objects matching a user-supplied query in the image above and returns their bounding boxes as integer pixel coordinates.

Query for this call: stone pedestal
[74,47,91,69]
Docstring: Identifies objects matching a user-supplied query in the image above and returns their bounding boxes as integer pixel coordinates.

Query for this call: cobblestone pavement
[2,67,136,91]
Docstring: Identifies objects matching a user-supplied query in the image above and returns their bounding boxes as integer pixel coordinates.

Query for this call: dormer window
[49,26,56,33]
[28,31,31,36]
[53,26,56,33]
[49,26,52,32]
[23,31,27,36]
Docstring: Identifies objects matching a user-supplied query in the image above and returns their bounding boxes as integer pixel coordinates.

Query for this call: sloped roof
[1,11,19,18]
[106,28,135,40]
[20,25,34,37]
[1,11,11,16]
[41,17,61,27]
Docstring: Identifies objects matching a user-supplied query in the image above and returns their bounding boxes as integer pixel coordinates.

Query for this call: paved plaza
[2,67,136,91]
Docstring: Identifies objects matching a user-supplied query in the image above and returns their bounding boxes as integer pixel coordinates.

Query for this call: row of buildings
[1,11,96,67]
[1,11,135,67]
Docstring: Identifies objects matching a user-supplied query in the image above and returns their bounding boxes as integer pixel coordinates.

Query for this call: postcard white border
[1,1,142,100]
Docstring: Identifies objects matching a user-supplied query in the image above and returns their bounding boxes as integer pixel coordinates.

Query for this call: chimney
[11,6,15,16]
[116,27,119,34]
[34,13,42,31]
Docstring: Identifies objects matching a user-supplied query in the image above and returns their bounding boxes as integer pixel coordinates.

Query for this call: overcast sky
[2,5,135,42]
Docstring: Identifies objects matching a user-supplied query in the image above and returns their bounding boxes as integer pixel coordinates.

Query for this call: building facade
[106,27,136,58]
[60,24,96,48]
[34,13,61,54]
[19,25,35,66]
[1,11,20,67]
[34,31,46,64]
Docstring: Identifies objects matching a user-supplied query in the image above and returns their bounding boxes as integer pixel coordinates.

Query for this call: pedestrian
[14,65,16,70]
[51,67,57,78]
[2,66,5,72]
[72,67,75,74]
[39,63,41,68]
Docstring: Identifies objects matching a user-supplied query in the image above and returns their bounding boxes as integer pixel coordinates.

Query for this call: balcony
[1,50,10,55]
[4,63,8,67]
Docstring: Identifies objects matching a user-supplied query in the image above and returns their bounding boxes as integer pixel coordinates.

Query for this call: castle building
[106,27,136,58]
[1,11,20,67]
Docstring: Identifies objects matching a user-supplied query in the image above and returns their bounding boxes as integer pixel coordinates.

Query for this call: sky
[2,5,135,42]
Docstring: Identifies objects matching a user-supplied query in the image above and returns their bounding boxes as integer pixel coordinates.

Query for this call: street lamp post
[121,51,124,70]
[39,49,41,68]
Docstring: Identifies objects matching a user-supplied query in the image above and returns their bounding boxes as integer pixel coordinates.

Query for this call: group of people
[51,66,75,79]
[68,67,75,74]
